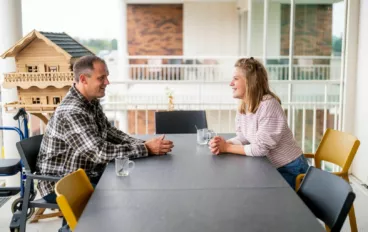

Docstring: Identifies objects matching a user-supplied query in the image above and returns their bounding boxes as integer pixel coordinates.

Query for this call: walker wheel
[11,198,35,220]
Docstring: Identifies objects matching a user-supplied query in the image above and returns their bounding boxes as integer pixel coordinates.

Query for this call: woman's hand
[209,136,228,155]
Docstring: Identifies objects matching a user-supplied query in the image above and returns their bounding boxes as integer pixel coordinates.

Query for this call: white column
[246,0,252,56]
[287,0,295,127]
[116,111,127,132]
[116,0,129,133]
[342,0,358,133]
[237,0,247,56]
[351,0,368,184]
[262,0,269,64]
[0,0,23,186]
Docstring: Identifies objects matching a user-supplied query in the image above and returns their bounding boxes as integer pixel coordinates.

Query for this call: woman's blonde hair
[235,57,281,114]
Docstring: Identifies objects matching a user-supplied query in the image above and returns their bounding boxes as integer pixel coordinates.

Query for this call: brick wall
[127,4,183,56]
[126,4,183,133]
[280,4,332,56]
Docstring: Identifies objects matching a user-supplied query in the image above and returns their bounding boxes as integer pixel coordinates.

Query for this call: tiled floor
[0,197,61,232]
[0,176,367,232]
[341,176,368,232]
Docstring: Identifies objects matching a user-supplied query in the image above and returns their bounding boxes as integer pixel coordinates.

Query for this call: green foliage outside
[332,36,342,55]
[75,38,118,54]
[75,36,341,57]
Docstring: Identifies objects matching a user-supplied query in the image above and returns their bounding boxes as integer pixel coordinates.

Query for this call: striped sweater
[228,95,302,168]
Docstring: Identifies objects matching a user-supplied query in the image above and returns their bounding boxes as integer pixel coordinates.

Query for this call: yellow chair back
[55,169,94,231]
[314,128,360,175]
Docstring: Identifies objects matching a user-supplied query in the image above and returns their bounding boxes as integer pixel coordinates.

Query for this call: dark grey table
[76,134,324,232]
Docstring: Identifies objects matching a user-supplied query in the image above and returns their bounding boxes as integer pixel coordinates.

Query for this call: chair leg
[348,204,358,232]
[30,208,45,223]
[20,177,32,232]
[295,174,305,192]
[344,176,358,232]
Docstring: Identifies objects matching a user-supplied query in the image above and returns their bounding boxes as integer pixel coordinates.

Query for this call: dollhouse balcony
[3,72,74,89]
[3,101,58,113]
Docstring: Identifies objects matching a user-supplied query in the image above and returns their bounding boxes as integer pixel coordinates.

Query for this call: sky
[332,1,345,37]
[21,0,121,39]
[21,0,345,40]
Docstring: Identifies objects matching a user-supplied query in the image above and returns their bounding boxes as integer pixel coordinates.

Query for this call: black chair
[155,110,208,134]
[16,135,61,232]
[297,167,356,232]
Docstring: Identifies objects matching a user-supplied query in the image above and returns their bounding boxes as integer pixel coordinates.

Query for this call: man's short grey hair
[73,55,107,82]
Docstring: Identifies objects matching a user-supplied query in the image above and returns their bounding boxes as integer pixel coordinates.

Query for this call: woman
[209,57,309,189]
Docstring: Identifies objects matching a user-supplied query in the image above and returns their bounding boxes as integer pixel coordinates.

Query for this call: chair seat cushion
[0,159,21,175]
[31,198,60,209]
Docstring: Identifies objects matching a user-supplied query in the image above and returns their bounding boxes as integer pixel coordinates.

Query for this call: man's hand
[208,136,228,155]
[145,135,174,155]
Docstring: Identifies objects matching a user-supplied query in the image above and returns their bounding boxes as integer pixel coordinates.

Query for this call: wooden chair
[29,208,62,223]
[295,129,360,232]
[55,169,94,231]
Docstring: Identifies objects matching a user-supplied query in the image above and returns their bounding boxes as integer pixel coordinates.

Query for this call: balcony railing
[0,55,343,171]
[102,97,340,155]
[0,77,343,173]
[126,56,342,82]
[3,72,74,88]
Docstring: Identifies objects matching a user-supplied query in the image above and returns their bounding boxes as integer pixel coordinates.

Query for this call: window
[48,66,58,72]
[53,97,61,105]
[27,66,38,72]
[32,97,41,104]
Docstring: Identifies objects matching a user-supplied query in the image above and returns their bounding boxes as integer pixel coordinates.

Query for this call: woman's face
[230,67,246,99]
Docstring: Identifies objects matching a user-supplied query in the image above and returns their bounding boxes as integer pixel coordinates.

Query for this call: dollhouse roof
[1,30,94,59]
[39,32,94,58]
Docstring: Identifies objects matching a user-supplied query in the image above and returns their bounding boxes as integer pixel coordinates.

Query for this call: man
[36,55,174,203]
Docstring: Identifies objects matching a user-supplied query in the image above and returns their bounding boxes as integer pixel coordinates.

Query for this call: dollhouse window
[53,97,61,104]
[27,66,38,72]
[32,97,41,104]
[49,66,58,72]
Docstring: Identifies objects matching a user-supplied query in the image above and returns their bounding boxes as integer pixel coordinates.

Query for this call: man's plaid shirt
[36,85,148,197]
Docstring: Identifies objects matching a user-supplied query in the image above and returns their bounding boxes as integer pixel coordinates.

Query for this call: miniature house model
[1,30,94,122]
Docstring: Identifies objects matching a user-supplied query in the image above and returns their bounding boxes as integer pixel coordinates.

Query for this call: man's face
[81,61,110,101]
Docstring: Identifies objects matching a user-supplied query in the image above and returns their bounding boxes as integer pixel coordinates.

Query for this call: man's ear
[79,74,88,84]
